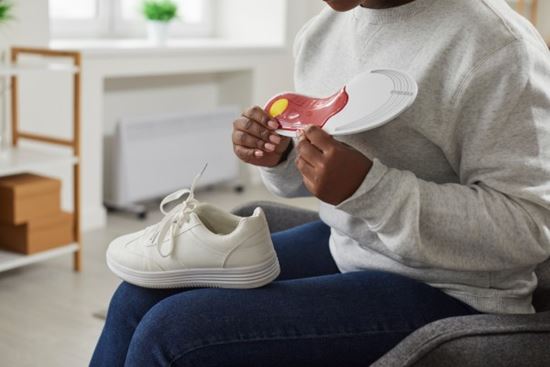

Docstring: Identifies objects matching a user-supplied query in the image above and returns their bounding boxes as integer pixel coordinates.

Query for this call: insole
[265,69,418,137]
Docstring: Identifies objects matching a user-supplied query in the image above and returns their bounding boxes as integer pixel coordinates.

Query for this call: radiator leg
[104,201,148,221]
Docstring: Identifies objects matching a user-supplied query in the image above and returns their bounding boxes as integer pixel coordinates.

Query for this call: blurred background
[0,0,547,366]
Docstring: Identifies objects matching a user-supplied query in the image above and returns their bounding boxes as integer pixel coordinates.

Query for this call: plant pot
[147,20,172,45]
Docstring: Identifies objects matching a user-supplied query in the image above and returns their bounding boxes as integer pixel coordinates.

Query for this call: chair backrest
[534,258,550,312]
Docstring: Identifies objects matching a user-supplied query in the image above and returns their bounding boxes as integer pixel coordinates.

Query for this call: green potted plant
[0,0,12,25]
[142,0,178,45]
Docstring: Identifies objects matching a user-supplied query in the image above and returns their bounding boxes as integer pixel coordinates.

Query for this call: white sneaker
[106,167,280,289]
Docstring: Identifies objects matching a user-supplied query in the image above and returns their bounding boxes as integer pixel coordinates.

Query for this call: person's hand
[232,106,292,167]
[295,125,373,205]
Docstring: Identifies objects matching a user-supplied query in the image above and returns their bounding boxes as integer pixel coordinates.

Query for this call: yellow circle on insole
[269,98,289,118]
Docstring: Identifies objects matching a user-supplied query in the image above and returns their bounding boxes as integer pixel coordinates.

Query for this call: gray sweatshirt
[260,0,550,314]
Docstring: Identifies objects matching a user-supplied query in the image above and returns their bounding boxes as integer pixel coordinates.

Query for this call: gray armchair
[232,201,550,367]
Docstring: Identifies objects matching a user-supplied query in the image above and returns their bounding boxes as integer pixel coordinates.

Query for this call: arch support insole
[264,69,418,137]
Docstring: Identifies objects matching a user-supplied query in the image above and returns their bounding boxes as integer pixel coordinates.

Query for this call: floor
[0,184,318,367]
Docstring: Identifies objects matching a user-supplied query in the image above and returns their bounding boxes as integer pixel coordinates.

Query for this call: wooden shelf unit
[0,47,82,272]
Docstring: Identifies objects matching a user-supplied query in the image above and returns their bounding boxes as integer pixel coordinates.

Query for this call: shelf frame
[513,0,538,25]
[0,146,78,176]
[0,244,79,273]
[9,47,82,272]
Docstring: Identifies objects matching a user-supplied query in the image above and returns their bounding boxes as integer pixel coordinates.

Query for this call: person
[91,0,550,365]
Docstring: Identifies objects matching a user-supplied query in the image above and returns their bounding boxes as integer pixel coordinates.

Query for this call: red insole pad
[264,88,349,131]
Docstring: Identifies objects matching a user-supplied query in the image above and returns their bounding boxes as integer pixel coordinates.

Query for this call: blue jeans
[91,221,479,366]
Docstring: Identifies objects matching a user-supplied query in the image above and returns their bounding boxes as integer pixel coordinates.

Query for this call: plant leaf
[142,0,178,22]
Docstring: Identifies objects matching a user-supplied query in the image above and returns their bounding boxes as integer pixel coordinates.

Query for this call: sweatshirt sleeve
[259,141,312,198]
[336,40,550,272]
[258,16,321,199]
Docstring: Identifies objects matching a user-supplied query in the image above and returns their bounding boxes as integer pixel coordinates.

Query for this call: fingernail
[264,143,276,152]
[269,135,281,144]
[255,150,264,157]
[268,120,279,129]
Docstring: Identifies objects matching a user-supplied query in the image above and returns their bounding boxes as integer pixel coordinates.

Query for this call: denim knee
[124,290,218,366]
[107,282,169,328]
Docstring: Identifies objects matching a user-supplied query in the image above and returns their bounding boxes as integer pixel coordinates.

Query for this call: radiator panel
[105,106,240,206]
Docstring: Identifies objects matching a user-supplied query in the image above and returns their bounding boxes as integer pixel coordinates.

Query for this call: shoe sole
[106,253,281,289]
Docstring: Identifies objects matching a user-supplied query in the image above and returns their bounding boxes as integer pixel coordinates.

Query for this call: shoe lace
[144,164,207,257]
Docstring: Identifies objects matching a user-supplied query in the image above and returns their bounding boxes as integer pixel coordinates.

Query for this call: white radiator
[104,106,240,208]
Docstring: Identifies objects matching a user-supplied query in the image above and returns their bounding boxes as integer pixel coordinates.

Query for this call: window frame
[49,0,213,39]
[49,0,109,38]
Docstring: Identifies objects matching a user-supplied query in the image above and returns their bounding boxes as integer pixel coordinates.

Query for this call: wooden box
[0,173,61,225]
[0,212,74,254]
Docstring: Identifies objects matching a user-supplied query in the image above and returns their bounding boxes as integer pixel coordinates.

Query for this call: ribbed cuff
[336,158,389,211]
[260,141,298,176]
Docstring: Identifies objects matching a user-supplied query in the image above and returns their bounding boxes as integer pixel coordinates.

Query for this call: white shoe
[106,167,280,289]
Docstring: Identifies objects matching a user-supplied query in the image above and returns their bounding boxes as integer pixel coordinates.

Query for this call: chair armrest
[372,311,550,367]
[232,201,319,233]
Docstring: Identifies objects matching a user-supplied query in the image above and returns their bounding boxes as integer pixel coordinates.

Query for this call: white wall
[214,0,288,44]
[537,1,550,38]
[0,0,49,48]
[103,74,222,135]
